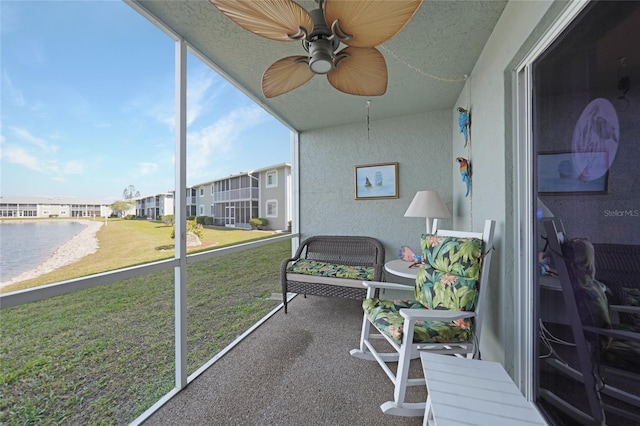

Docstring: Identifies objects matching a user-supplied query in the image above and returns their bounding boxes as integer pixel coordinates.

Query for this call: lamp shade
[404,191,451,219]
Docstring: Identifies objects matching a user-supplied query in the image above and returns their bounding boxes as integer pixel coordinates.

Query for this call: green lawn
[1,218,278,293]
[0,220,291,425]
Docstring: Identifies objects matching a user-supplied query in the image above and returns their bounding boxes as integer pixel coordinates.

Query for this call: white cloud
[8,126,58,153]
[2,71,25,107]
[187,105,268,179]
[0,145,42,172]
[48,130,62,140]
[0,144,85,179]
[30,100,45,113]
[137,162,158,175]
[124,65,225,131]
[146,100,174,129]
[186,70,221,127]
[47,159,84,175]
[1,127,86,181]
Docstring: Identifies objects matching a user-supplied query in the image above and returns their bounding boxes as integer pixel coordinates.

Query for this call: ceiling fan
[209,0,423,98]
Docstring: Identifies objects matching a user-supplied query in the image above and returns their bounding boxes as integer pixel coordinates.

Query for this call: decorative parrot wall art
[456,157,470,197]
[457,107,470,146]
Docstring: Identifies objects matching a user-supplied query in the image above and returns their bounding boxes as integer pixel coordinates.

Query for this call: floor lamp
[404,191,451,234]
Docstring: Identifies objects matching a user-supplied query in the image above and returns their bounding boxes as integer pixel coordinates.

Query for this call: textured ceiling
[131,0,507,132]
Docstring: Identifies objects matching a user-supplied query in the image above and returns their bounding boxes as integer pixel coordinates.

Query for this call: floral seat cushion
[363,298,474,345]
[286,259,375,280]
[364,235,484,345]
[414,266,480,312]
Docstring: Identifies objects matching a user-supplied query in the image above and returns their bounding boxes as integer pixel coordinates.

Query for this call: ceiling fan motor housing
[306,8,339,74]
[308,40,335,74]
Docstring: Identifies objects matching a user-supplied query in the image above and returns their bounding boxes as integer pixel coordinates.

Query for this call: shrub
[162,215,175,225]
[249,218,268,230]
[204,216,213,226]
[124,214,135,220]
[170,219,203,239]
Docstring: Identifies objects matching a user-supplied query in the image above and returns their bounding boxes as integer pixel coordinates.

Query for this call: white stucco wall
[299,111,453,263]
[296,0,571,394]
[452,0,563,367]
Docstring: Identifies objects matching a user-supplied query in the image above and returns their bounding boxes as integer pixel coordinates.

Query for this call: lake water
[0,221,87,283]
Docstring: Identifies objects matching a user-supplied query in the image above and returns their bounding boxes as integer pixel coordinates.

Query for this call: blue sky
[0,0,291,203]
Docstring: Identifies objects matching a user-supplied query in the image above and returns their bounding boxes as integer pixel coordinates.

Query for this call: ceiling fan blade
[324,0,423,47]
[262,56,314,98]
[209,0,313,42]
[327,47,387,96]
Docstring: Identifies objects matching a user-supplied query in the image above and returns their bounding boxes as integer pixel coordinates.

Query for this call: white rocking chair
[350,219,495,416]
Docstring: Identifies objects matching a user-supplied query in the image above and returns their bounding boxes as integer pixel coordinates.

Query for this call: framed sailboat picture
[354,162,399,200]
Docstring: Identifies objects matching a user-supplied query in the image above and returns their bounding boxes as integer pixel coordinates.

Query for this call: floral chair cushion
[286,259,375,280]
[363,298,474,346]
[414,266,480,311]
[363,234,483,345]
[420,234,483,279]
[415,235,483,310]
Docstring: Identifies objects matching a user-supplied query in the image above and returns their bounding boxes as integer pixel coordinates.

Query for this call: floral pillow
[420,234,483,279]
[414,266,479,311]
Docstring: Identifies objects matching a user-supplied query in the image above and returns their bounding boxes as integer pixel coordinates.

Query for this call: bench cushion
[286,259,375,281]
[285,273,366,289]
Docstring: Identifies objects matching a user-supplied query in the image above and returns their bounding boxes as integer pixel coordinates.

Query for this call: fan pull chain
[380,45,468,83]
[366,100,371,141]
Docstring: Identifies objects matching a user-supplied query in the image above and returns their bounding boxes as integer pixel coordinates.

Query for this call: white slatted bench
[420,353,548,426]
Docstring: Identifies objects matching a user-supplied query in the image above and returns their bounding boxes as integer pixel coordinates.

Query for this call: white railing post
[174,36,188,390]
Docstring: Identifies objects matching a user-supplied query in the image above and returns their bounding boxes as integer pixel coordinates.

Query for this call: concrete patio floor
[143,295,426,425]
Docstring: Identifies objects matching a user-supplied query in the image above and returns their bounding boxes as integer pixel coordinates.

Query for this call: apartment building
[135,192,174,220]
[187,163,291,231]
[0,196,112,218]
[2,163,291,229]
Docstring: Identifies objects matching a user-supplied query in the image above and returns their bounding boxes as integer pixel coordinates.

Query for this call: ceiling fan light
[308,40,334,74]
[309,53,333,74]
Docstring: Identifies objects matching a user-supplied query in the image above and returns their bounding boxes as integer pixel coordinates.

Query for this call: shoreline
[0,219,104,289]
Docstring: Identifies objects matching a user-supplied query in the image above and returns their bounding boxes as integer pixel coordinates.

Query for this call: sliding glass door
[532,2,640,424]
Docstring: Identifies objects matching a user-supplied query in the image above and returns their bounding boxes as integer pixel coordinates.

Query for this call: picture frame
[538,151,609,195]
[354,162,399,200]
